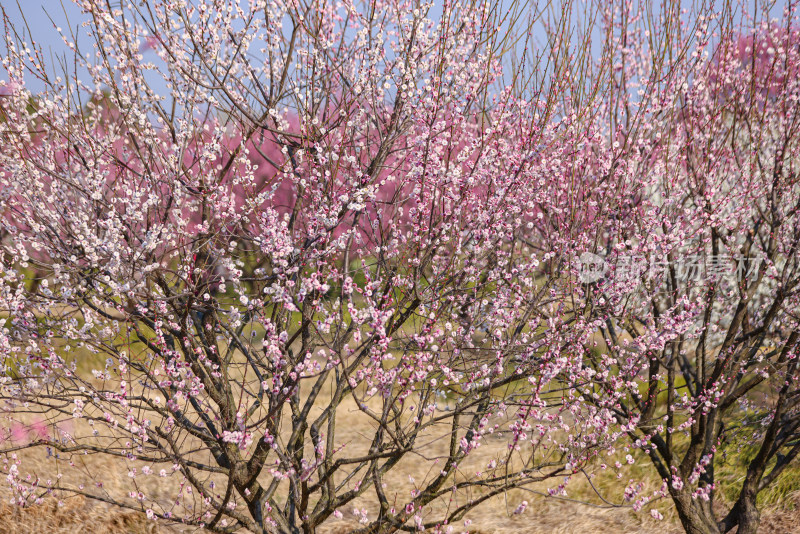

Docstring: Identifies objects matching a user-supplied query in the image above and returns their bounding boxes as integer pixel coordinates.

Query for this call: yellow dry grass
[0,424,798,534]
[1,356,798,533]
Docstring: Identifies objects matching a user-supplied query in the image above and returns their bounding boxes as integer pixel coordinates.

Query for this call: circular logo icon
[578,252,607,283]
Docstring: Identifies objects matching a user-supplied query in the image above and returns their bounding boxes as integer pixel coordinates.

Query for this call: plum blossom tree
[564,9,800,534]
[1,1,799,534]
[0,1,627,532]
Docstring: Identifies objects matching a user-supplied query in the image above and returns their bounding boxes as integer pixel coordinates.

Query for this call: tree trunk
[718,488,760,534]
[671,490,721,534]
[732,498,760,534]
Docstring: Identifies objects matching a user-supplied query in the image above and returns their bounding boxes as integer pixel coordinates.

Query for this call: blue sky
[2,0,793,97]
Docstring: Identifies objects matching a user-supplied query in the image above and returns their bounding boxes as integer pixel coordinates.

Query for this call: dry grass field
[2,393,799,534]
[1,475,799,534]
[1,342,797,533]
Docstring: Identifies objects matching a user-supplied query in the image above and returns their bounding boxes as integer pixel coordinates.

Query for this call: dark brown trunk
[733,500,760,534]
[671,490,721,534]
[719,488,760,534]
